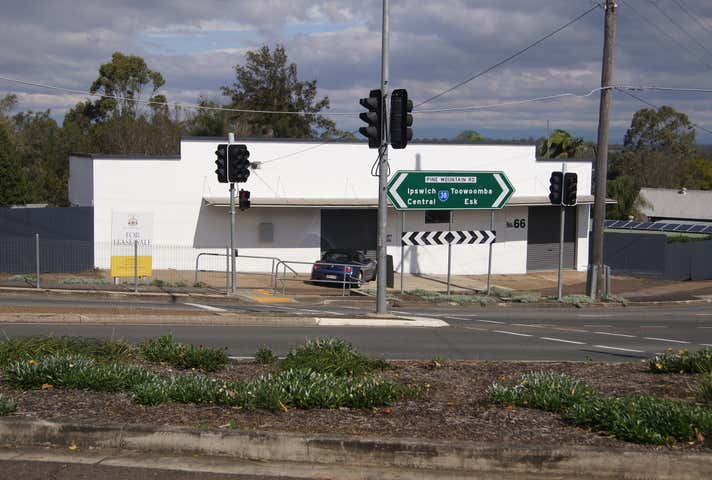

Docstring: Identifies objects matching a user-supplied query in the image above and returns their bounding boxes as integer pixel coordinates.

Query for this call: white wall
[72,139,593,275]
[576,204,591,271]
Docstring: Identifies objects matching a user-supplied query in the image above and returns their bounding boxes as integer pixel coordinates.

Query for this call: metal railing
[273,259,366,296]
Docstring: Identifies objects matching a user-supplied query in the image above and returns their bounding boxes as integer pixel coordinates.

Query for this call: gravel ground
[1,359,708,451]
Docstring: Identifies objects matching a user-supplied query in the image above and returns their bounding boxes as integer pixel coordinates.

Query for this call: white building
[69,138,593,275]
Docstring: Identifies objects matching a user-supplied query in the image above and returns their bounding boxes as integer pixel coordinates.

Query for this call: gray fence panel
[691,241,712,281]
[603,232,666,276]
[664,242,691,281]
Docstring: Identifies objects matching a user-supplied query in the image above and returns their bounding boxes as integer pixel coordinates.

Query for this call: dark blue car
[310,250,377,287]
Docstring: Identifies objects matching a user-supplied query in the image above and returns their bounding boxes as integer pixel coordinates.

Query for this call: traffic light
[563,172,578,206]
[549,171,563,205]
[238,189,251,211]
[228,144,250,183]
[359,89,382,149]
[390,89,413,149]
[214,144,228,183]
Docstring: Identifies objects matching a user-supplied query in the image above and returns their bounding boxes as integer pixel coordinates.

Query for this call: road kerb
[0,418,707,479]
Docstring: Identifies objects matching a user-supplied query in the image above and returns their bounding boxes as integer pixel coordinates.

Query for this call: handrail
[194,251,287,284]
[273,259,366,296]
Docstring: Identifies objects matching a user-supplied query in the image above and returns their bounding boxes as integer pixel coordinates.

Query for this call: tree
[0,123,31,206]
[606,175,650,220]
[611,106,695,188]
[537,129,585,159]
[221,44,337,138]
[454,130,483,142]
[685,157,712,190]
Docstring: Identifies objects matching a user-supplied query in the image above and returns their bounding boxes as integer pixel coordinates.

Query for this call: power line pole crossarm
[589,0,617,300]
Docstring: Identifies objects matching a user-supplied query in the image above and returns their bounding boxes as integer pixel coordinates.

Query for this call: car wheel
[351,271,364,289]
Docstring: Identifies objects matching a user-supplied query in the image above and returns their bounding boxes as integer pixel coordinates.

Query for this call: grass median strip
[2,338,415,411]
[488,371,712,445]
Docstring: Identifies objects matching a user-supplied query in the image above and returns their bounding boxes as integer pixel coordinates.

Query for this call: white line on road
[577,314,613,318]
[640,326,667,328]
[475,319,505,324]
[593,331,636,338]
[553,327,589,333]
[316,317,449,328]
[272,306,344,316]
[184,303,227,313]
[540,337,587,345]
[511,323,546,328]
[493,330,533,337]
[643,337,690,344]
[463,326,489,331]
[696,313,712,316]
[593,345,645,353]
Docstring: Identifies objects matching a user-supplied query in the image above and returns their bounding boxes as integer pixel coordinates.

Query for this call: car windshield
[322,252,351,263]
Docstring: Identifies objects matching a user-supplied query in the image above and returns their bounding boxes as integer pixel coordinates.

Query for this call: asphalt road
[0,294,710,361]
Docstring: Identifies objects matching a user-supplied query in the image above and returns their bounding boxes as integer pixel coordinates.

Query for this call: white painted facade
[69,138,593,275]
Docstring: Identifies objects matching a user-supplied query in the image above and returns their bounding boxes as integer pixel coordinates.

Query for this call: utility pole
[588,0,617,300]
[228,132,237,293]
[376,0,390,314]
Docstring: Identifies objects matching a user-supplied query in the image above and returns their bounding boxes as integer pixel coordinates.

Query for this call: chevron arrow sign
[387,170,514,210]
[401,230,496,246]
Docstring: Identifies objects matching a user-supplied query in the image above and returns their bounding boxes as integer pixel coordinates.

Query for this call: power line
[615,86,712,135]
[414,4,600,108]
[647,0,712,60]
[671,0,712,36]
[0,74,360,117]
[618,0,712,71]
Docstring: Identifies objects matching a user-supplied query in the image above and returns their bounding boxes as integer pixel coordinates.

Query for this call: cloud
[0,0,711,142]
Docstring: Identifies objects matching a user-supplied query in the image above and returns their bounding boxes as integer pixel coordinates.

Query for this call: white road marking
[184,303,227,313]
[643,337,690,344]
[701,344,712,347]
[272,305,344,316]
[316,317,449,328]
[475,319,505,324]
[540,337,586,345]
[553,327,589,333]
[593,331,636,338]
[695,313,712,316]
[640,325,667,328]
[494,330,533,337]
[463,326,489,331]
[577,314,613,318]
[511,323,546,328]
[593,345,645,353]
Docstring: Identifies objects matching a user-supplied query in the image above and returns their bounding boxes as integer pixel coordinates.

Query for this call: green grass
[254,345,277,364]
[488,371,712,445]
[648,348,712,374]
[4,353,415,411]
[697,372,712,404]
[0,335,132,368]
[0,395,16,416]
[138,333,228,372]
[279,338,388,376]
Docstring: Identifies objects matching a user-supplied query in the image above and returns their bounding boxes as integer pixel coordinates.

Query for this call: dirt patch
[1,359,706,450]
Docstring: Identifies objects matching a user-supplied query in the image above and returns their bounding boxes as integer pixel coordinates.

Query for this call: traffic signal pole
[557,162,566,301]
[376,0,390,314]
[228,133,236,294]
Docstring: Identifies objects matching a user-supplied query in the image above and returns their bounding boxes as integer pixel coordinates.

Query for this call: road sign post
[387,171,514,210]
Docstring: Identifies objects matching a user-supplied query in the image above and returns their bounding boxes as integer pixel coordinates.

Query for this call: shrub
[0,395,16,416]
[4,354,158,392]
[567,395,712,445]
[487,371,597,413]
[138,334,228,372]
[280,338,388,376]
[697,372,712,404]
[560,295,593,308]
[648,348,712,374]
[255,346,277,364]
[193,281,208,288]
[0,335,132,367]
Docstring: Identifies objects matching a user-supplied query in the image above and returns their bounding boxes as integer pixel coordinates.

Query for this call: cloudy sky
[1,0,712,143]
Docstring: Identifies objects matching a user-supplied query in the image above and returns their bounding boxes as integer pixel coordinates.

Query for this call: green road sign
[387,170,515,210]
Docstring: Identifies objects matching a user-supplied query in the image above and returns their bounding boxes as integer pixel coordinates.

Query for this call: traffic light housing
[238,189,251,211]
[563,172,578,206]
[214,144,228,183]
[549,171,563,205]
[228,144,250,183]
[390,89,413,149]
[359,89,382,149]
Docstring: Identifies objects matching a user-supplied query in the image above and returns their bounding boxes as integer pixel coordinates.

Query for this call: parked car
[310,250,376,287]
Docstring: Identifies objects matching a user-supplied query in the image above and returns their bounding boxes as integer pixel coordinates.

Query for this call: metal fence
[0,236,364,295]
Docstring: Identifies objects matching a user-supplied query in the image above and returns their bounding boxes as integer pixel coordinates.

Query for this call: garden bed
[0,353,708,450]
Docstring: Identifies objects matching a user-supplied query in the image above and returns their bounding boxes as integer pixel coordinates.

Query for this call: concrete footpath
[0,418,708,479]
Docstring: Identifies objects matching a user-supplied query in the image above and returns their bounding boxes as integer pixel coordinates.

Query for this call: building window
[258,223,274,243]
[425,210,451,224]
